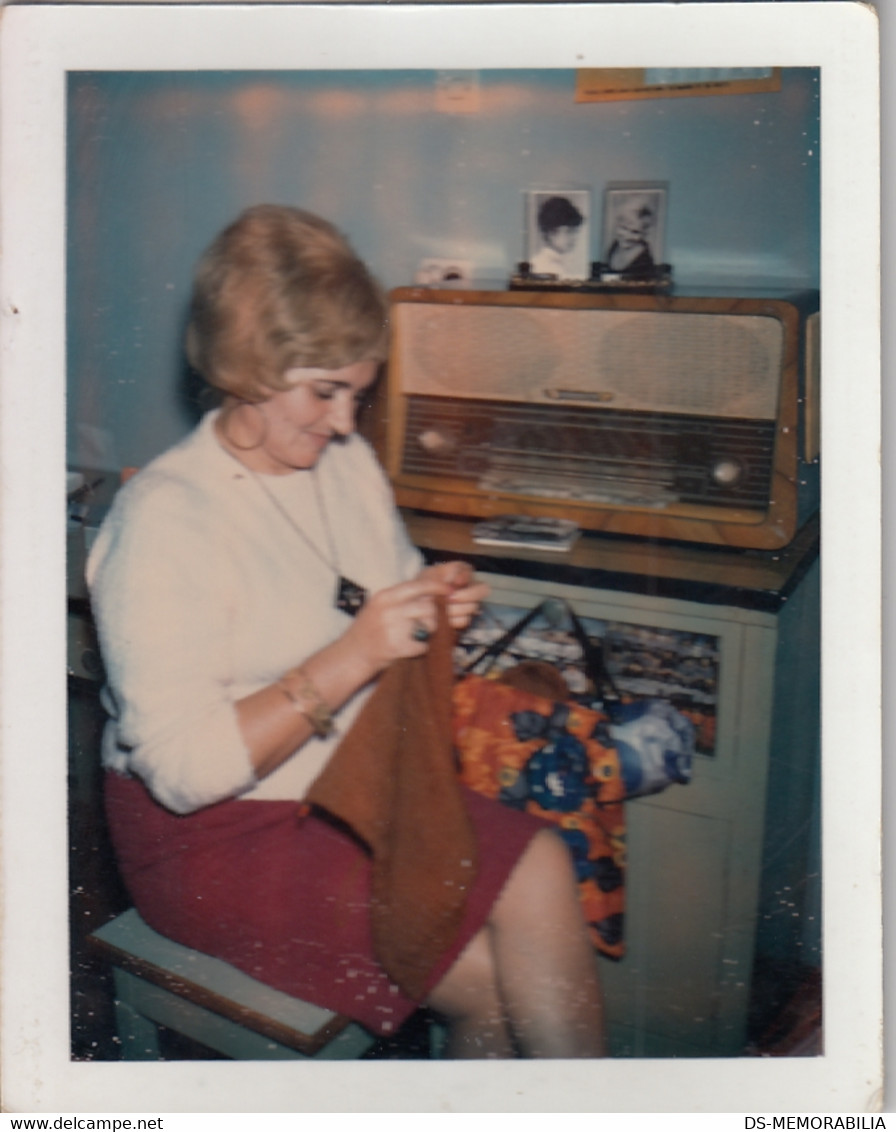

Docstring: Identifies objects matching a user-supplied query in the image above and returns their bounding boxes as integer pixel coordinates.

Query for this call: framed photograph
[525,189,591,280]
[601,181,668,276]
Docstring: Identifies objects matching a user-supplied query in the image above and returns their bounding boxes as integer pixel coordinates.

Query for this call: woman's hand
[237,563,486,782]
[341,562,487,674]
[342,574,454,673]
[422,560,490,630]
[238,574,451,781]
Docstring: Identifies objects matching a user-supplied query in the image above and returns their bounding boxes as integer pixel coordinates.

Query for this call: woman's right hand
[343,575,453,674]
[237,575,452,782]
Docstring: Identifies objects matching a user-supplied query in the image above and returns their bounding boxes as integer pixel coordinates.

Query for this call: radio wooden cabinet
[408,511,821,1058]
[384,288,819,551]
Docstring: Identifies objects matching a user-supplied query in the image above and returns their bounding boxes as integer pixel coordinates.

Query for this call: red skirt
[104,770,546,1036]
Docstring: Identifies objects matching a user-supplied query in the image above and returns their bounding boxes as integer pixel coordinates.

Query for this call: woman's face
[239,359,379,474]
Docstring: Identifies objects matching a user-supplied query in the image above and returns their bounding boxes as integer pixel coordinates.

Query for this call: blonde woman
[89,204,605,1059]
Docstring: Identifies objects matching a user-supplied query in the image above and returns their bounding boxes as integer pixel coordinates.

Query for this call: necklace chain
[241,463,369,616]
[215,420,368,615]
[248,466,338,573]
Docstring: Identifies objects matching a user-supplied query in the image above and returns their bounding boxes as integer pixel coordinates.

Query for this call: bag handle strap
[462,597,622,708]
[461,600,554,675]
[562,601,622,710]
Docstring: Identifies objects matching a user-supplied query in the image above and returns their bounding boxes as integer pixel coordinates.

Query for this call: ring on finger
[411,619,431,643]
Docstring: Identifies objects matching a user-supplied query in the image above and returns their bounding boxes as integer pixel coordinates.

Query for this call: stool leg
[112,970,162,1061]
[429,1017,448,1060]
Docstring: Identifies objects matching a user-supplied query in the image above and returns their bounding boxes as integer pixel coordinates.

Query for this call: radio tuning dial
[711,458,744,486]
[418,429,456,456]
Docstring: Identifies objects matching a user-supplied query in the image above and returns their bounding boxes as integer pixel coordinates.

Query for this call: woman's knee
[492,828,581,928]
[513,828,578,890]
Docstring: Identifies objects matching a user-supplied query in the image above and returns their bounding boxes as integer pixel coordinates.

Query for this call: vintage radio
[382,288,819,550]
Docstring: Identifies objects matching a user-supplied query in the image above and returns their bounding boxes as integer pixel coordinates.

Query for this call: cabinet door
[604,803,731,1057]
[467,573,778,1056]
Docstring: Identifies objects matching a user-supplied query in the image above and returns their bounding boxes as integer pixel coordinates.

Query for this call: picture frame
[525,188,591,281]
[600,181,669,277]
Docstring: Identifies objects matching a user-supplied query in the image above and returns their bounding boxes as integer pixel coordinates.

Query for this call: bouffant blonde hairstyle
[185,204,389,402]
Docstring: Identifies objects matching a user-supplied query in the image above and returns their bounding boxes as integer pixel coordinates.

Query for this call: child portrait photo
[526,189,591,280]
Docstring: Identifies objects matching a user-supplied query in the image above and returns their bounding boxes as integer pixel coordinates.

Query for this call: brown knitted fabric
[305,606,479,1000]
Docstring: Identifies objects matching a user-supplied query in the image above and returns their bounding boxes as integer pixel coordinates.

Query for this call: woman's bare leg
[428,828,605,1059]
[426,930,516,1058]
[489,828,606,1058]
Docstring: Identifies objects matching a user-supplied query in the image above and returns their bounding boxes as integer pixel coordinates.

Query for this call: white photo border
[0,0,881,1115]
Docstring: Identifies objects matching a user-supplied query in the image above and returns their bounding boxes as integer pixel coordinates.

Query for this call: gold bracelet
[277,668,335,738]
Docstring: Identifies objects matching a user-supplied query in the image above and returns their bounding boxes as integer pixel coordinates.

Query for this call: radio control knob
[711,458,744,486]
[418,429,456,456]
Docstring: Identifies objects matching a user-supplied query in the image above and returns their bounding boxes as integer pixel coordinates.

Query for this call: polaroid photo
[0,0,882,1118]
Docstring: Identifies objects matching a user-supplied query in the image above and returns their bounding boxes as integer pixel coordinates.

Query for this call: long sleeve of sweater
[88,477,258,814]
[87,415,422,815]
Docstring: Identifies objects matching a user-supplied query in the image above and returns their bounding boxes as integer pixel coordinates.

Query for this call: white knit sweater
[87,410,422,814]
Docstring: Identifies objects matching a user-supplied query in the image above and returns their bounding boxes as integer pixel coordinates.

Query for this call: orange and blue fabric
[453,672,628,960]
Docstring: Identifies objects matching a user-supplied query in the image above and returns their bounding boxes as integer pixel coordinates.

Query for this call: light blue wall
[66,68,820,470]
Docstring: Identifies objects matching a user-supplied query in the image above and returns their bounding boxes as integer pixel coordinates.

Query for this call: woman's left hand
[422,561,490,630]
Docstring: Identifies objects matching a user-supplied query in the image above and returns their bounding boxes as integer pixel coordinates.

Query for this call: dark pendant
[336,575,368,616]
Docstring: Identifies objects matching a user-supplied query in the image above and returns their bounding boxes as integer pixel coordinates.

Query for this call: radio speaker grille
[396,304,784,420]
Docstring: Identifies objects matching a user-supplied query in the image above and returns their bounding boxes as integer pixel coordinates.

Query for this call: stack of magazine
[471,515,581,552]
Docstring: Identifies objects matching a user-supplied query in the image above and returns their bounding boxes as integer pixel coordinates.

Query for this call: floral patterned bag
[452,599,694,959]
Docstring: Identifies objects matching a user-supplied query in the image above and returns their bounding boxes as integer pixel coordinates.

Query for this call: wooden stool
[89,908,377,1061]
